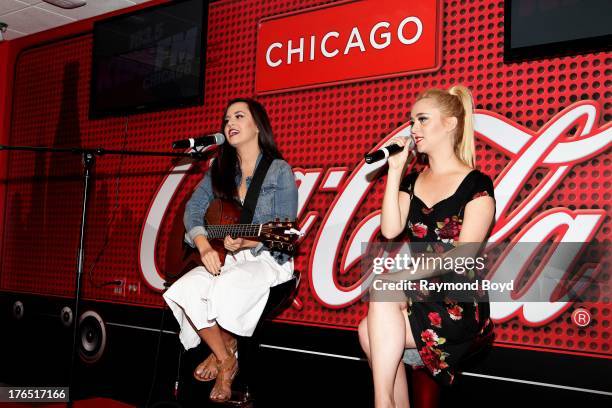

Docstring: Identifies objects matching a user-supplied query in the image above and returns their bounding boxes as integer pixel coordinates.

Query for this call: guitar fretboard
[205,224,262,239]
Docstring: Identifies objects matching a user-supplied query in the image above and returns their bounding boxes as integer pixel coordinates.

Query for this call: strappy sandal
[209,353,238,402]
[193,337,238,382]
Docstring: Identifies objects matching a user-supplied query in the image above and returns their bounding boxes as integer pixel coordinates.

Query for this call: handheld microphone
[364,137,415,164]
[172,133,225,149]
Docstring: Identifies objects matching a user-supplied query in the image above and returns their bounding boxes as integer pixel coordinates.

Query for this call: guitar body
[200,198,298,268]
[204,198,243,263]
[164,198,296,282]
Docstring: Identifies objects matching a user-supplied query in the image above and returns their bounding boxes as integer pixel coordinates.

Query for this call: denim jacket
[184,154,298,265]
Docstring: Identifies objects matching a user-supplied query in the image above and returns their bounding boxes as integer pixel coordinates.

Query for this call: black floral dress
[399,169,495,386]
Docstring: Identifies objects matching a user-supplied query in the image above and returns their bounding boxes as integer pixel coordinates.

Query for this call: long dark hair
[211,98,284,200]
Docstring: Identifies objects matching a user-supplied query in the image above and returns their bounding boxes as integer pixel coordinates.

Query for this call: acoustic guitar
[203,198,301,262]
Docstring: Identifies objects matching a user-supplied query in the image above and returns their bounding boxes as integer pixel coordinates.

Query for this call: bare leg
[359,317,410,407]
[219,327,236,353]
[197,323,238,401]
[183,313,230,361]
[183,313,230,381]
[182,307,237,401]
[197,324,230,361]
[363,302,416,408]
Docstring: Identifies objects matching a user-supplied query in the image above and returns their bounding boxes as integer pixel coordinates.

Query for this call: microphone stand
[0,144,208,403]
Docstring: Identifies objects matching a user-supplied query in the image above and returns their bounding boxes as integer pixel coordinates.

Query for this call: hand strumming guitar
[194,235,222,276]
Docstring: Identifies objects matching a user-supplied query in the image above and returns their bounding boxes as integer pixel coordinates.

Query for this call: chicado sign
[255,0,442,94]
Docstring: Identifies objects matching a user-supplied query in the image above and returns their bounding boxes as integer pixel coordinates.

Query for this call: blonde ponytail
[417,85,476,168]
[448,85,475,168]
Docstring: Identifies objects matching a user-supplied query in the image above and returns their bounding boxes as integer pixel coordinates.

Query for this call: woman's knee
[401,309,416,348]
[368,301,405,315]
[357,318,370,353]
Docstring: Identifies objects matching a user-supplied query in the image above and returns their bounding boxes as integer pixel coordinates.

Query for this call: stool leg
[411,367,440,408]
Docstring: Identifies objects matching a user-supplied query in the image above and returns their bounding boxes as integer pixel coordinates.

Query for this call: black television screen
[90,0,207,118]
[505,0,612,62]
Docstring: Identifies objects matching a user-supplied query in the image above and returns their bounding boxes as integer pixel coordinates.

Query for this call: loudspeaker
[77,310,107,364]
[0,293,183,406]
[0,293,73,386]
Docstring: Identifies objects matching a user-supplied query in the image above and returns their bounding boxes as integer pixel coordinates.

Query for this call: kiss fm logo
[255,0,442,93]
[140,101,611,325]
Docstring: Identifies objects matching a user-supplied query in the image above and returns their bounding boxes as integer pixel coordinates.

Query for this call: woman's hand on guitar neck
[223,236,259,252]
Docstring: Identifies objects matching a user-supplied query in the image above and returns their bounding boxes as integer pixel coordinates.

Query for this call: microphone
[364,137,415,164]
[172,133,225,149]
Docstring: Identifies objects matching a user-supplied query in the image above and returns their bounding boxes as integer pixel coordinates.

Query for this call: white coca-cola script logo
[139,100,611,325]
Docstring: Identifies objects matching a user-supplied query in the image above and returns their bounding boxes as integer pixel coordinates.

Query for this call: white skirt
[163,249,294,350]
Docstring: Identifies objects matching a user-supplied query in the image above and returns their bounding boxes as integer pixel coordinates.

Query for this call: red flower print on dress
[447,304,463,320]
[421,329,446,347]
[428,312,442,328]
[435,216,462,243]
[419,346,450,376]
[472,191,489,200]
[421,329,439,346]
[409,221,428,238]
[419,347,438,374]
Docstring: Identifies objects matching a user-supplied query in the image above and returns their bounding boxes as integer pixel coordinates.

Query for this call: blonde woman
[358,86,496,407]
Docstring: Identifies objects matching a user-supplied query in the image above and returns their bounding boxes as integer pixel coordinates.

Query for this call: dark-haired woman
[164,98,298,402]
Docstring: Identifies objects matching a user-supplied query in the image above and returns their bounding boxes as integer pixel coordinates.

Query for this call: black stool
[230,270,301,407]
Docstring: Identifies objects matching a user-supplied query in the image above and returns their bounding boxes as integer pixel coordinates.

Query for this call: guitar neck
[205,224,262,239]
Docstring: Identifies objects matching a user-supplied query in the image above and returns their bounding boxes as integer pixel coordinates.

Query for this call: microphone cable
[87,115,129,289]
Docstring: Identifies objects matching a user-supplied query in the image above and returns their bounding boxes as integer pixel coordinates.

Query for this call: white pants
[163,249,294,350]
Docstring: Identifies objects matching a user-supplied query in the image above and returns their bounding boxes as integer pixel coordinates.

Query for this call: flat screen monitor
[505,0,612,62]
[90,0,207,118]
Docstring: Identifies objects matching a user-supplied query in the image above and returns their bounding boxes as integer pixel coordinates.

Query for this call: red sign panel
[255,0,442,94]
[3,0,611,362]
